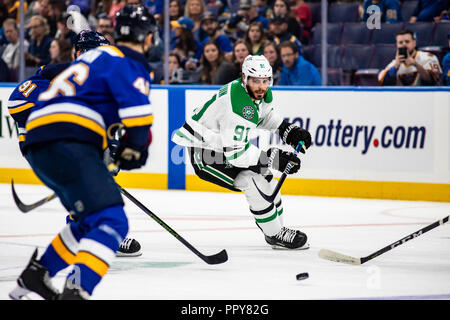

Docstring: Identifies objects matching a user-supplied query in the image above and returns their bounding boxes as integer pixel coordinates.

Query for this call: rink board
[0,84,449,201]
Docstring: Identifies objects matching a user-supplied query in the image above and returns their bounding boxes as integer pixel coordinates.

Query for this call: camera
[398,47,407,57]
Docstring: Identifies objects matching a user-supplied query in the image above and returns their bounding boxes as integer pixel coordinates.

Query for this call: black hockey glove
[260,148,301,174]
[113,139,149,170]
[278,121,311,154]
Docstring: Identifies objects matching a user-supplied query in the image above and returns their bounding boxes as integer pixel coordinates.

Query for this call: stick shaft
[361,215,450,264]
[11,178,228,264]
[118,186,228,265]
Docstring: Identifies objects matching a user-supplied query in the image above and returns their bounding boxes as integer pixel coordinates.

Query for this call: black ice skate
[265,227,309,250]
[9,248,60,300]
[116,237,142,257]
[59,279,90,300]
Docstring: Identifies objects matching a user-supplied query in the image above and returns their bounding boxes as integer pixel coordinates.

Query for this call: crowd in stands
[0,0,449,85]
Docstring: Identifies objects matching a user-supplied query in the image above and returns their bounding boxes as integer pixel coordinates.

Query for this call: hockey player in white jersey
[172,55,312,249]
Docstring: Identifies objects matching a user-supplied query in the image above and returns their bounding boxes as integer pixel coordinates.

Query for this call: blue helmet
[74,30,110,54]
[114,5,157,44]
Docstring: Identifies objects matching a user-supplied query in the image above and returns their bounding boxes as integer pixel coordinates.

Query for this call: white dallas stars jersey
[172,78,283,168]
[379,50,442,86]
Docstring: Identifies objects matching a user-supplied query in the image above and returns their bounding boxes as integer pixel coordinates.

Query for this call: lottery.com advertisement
[185,89,449,184]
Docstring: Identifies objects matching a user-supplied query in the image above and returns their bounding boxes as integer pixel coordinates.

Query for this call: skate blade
[115,250,143,257]
[270,242,310,250]
[9,285,32,300]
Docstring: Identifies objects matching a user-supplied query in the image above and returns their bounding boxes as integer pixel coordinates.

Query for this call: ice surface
[1,183,449,300]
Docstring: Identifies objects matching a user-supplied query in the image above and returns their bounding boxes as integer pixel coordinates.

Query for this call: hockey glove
[113,139,149,170]
[260,148,301,174]
[278,121,312,154]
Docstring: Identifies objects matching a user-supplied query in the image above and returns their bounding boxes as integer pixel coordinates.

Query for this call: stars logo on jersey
[242,105,255,120]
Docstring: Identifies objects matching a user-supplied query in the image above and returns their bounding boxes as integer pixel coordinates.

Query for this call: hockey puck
[296,272,309,281]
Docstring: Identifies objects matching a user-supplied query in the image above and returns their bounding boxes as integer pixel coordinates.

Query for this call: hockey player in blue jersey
[7,64,65,155]
[7,30,109,155]
[7,31,143,257]
[9,5,156,300]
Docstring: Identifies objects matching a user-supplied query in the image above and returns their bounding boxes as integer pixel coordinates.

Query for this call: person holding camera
[378,29,442,86]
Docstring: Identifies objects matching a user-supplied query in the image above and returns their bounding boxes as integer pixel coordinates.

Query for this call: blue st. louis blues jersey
[24,45,153,152]
[8,64,69,154]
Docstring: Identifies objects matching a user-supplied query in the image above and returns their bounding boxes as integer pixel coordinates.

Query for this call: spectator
[433,8,450,22]
[256,0,269,18]
[360,0,402,23]
[168,52,185,83]
[55,13,77,46]
[278,40,321,85]
[244,21,269,55]
[409,0,450,22]
[38,0,51,21]
[93,0,112,18]
[262,41,282,85]
[207,0,227,17]
[145,0,164,21]
[25,0,42,25]
[226,0,269,41]
[169,0,184,21]
[49,38,73,63]
[184,0,206,38]
[2,18,29,71]
[170,16,201,62]
[379,29,442,85]
[109,0,125,24]
[230,38,251,66]
[43,0,67,38]
[197,40,236,84]
[292,0,312,44]
[0,57,9,81]
[269,15,302,55]
[442,31,450,85]
[25,15,52,67]
[96,13,114,36]
[269,0,302,39]
[199,12,233,59]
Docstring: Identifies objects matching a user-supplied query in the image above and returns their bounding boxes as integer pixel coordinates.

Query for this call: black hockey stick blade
[319,215,450,265]
[118,185,228,265]
[200,249,228,265]
[11,179,57,213]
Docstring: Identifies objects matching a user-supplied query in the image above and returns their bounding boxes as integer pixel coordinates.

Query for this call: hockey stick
[12,177,228,265]
[9,123,123,214]
[318,215,450,265]
[11,179,57,213]
[117,185,228,265]
[252,142,306,203]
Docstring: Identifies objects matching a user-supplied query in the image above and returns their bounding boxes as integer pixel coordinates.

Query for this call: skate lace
[119,237,133,250]
[275,227,297,243]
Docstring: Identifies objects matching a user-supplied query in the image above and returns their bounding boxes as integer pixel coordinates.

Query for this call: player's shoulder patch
[97,45,125,58]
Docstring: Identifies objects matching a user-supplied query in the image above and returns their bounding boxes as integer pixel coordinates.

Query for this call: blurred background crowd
[0,0,449,85]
